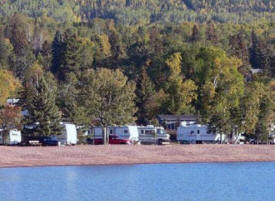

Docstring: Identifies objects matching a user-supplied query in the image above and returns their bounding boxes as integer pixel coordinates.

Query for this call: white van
[56,123,78,145]
[138,125,170,145]
[177,124,226,144]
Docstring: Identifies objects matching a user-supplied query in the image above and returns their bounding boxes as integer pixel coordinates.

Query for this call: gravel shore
[1,145,275,168]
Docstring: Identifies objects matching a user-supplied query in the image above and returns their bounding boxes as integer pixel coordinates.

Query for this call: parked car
[41,137,58,146]
[21,136,58,146]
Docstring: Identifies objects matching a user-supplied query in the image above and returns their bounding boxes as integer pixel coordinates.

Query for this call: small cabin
[158,115,197,130]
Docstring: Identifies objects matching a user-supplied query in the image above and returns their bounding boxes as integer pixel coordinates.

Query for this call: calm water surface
[0,162,275,201]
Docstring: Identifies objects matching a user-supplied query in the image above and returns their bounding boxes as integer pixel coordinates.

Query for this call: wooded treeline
[0,0,274,142]
[0,0,274,24]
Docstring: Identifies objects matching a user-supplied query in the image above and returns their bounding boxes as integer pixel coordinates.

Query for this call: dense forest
[0,0,274,142]
[0,0,274,24]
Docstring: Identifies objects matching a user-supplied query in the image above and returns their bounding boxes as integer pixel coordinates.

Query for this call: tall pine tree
[21,64,61,137]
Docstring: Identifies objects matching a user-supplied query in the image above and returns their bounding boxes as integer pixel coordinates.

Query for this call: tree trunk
[103,127,108,145]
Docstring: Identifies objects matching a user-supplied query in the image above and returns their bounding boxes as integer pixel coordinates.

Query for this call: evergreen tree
[135,67,165,125]
[21,64,61,137]
[38,40,52,72]
[190,24,200,42]
[51,31,66,75]
[60,34,82,80]
[249,31,270,70]
[229,32,249,64]
[205,21,218,44]
[57,73,88,125]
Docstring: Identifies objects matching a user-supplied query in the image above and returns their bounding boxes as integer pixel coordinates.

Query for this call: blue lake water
[0,162,275,201]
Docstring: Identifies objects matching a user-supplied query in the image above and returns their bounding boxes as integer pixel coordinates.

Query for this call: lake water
[0,162,275,201]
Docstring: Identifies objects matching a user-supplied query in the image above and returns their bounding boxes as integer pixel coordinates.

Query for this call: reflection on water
[0,162,275,201]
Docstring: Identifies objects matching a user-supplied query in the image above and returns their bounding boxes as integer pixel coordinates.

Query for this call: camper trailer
[87,127,105,144]
[56,123,77,145]
[109,126,139,144]
[177,124,226,144]
[138,125,170,145]
[88,126,139,144]
[0,129,22,145]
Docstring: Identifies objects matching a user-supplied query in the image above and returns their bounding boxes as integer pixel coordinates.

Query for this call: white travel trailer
[0,129,22,145]
[88,125,139,144]
[138,125,170,145]
[56,123,78,145]
[109,125,139,144]
[177,124,226,144]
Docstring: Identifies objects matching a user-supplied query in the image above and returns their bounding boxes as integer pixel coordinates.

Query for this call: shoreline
[1,144,275,168]
[2,160,275,169]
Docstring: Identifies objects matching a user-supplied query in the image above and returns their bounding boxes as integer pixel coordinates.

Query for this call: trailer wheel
[157,139,163,145]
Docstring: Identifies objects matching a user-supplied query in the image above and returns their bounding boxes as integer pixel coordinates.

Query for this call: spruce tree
[51,31,65,75]
[135,67,160,125]
[249,31,270,70]
[229,32,249,64]
[206,21,218,44]
[22,73,61,137]
[190,24,200,42]
[61,34,82,80]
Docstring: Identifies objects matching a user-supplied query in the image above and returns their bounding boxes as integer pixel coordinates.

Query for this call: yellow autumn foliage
[0,69,21,105]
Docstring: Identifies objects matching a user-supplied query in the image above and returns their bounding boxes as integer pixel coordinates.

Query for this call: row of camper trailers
[0,123,78,146]
[87,125,170,145]
[0,123,230,146]
[87,124,225,145]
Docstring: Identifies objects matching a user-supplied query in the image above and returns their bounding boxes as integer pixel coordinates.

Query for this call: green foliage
[0,0,274,24]
[135,67,166,125]
[21,65,61,136]
[163,52,198,114]
[0,0,274,140]
[82,68,136,126]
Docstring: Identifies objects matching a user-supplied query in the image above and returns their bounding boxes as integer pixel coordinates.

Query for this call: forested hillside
[0,0,274,142]
[0,0,274,24]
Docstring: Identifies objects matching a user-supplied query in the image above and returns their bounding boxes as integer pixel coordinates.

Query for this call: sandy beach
[1,144,275,168]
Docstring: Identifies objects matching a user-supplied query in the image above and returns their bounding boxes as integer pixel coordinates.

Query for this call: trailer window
[145,130,155,135]
[157,129,164,134]
[190,131,194,134]
[124,130,128,134]
[197,130,200,134]
[141,130,144,134]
